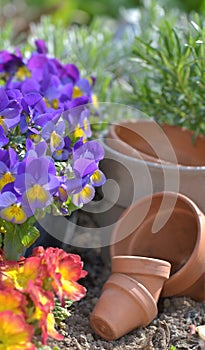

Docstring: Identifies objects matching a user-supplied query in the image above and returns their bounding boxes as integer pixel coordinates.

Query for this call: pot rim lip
[101,138,205,171]
[111,256,171,278]
[111,255,171,269]
[110,191,205,292]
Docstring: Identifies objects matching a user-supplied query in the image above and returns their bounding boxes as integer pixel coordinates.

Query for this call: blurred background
[1,0,205,132]
[1,0,205,36]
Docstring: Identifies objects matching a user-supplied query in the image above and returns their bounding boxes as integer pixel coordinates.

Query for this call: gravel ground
[46,211,205,350]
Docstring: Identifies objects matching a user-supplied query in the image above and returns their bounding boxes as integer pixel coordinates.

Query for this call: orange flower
[46,312,64,342]
[0,256,43,291]
[0,287,27,317]
[27,280,60,344]
[0,310,35,350]
[33,247,87,303]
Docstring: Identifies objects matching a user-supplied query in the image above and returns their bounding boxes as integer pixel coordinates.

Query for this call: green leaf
[4,228,24,261]
[19,226,40,248]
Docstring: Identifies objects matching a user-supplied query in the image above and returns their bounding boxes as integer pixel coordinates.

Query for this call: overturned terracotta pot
[111,256,171,302]
[90,273,157,340]
[110,192,205,301]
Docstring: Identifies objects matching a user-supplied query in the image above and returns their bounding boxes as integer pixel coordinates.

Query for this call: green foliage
[0,217,40,260]
[53,298,73,324]
[28,16,133,104]
[131,14,205,134]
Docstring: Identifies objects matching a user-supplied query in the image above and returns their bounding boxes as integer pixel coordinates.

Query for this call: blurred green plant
[130,14,205,134]
[28,16,133,104]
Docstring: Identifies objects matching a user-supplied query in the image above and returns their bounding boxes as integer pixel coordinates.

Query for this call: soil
[46,211,205,350]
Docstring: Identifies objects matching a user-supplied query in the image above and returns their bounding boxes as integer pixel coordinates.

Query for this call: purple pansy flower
[0,190,29,224]
[15,156,59,215]
[42,120,65,153]
[0,39,105,232]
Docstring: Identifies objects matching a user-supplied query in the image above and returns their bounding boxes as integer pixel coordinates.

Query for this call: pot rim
[111,255,171,278]
[101,138,205,171]
[101,122,205,171]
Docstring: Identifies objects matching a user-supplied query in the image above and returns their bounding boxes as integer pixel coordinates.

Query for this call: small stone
[79,334,87,343]
[87,333,94,342]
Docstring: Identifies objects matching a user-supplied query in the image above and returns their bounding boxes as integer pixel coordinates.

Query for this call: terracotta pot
[100,120,205,212]
[108,120,205,166]
[90,273,157,340]
[111,256,171,302]
[110,192,205,301]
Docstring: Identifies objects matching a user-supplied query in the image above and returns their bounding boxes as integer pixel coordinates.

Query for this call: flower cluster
[0,39,105,259]
[0,246,87,349]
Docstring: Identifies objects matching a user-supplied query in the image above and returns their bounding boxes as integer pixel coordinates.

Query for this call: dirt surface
[47,211,205,350]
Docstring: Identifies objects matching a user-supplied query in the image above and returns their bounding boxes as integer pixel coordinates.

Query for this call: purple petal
[73,140,104,162]
[0,125,9,146]
[0,191,16,208]
[35,39,47,54]
[0,88,9,111]
[23,92,42,107]
[69,96,89,110]
[21,78,40,94]
[44,174,59,193]
[64,64,80,82]
[65,177,82,195]
[74,158,97,178]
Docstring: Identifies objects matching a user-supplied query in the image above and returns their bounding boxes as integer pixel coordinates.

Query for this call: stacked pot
[90,120,205,340]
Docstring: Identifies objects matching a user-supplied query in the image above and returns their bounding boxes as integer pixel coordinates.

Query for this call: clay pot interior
[90,273,157,341]
[107,120,205,167]
[110,193,198,276]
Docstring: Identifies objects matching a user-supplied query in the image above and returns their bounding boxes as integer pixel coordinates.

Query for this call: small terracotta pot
[110,192,205,301]
[111,256,171,302]
[90,273,157,340]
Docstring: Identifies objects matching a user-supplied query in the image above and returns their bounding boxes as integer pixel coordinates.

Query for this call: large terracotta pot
[90,273,157,340]
[111,256,171,302]
[110,192,205,301]
[108,120,205,166]
[100,120,205,212]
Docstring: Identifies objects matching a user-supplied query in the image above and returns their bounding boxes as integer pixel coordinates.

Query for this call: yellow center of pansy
[29,133,41,143]
[52,98,59,109]
[72,86,83,99]
[0,172,15,191]
[0,116,7,133]
[55,149,63,156]
[74,126,84,139]
[15,66,31,80]
[90,170,102,183]
[43,98,59,109]
[1,204,27,224]
[51,131,61,149]
[26,184,49,204]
